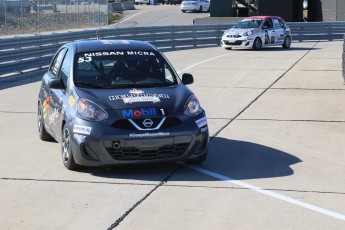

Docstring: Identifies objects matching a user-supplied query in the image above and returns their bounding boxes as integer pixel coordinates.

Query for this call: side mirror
[182,73,194,85]
[48,78,65,89]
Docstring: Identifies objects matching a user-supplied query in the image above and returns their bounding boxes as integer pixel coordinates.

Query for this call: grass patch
[108,13,123,24]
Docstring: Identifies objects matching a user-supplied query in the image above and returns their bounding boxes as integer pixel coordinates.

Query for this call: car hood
[74,84,193,111]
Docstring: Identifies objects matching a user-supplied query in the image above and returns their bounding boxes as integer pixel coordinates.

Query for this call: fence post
[343,34,345,83]
[172,26,175,49]
[193,26,197,47]
[329,23,332,41]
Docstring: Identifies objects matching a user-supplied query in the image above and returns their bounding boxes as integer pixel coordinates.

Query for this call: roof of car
[66,40,158,53]
[245,16,284,21]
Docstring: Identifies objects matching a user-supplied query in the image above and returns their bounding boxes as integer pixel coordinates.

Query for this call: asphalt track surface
[1,40,345,229]
[1,5,345,230]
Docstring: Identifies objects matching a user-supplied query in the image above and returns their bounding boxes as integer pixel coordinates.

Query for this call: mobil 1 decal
[109,89,170,104]
[122,108,167,118]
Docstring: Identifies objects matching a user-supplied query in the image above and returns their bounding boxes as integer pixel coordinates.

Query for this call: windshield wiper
[74,81,106,89]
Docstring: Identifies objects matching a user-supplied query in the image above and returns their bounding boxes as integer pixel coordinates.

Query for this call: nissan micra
[38,40,209,170]
[221,16,292,50]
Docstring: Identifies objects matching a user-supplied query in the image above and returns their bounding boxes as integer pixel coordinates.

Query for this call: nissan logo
[143,119,153,128]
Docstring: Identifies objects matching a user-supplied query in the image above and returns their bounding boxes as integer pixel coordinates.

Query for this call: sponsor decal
[100,40,130,45]
[68,96,75,107]
[78,51,155,63]
[124,96,160,104]
[109,93,170,104]
[126,51,155,56]
[195,116,207,128]
[42,96,50,119]
[129,132,170,138]
[48,108,59,125]
[201,127,208,133]
[74,134,86,142]
[122,108,158,118]
[129,88,144,94]
[73,125,92,135]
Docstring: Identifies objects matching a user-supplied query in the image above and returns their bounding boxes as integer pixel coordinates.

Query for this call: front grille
[225,40,243,45]
[227,34,241,38]
[112,117,182,130]
[107,143,189,160]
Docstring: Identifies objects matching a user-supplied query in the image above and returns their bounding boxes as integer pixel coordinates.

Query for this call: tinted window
[74,50,178,89]
[263,18,273,29]
[49,48,66,76]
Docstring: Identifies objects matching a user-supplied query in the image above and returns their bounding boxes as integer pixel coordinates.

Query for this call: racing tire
[253,37,262,50]
[182,10,186,13]
[187,151,208,164]
[225,47,232,50]
[282,36,291,49]
[37,103,53,141]
[61,123,80,170]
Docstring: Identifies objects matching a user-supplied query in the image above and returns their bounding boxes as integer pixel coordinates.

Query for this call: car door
[42,48,66,138]
[262,18,276,46]
[48,48,73,140]
[273,18,285,45]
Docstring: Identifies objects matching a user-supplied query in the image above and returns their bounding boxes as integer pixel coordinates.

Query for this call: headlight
[184,95,202,117]
[77,98,108,121]
[243,30,254,36]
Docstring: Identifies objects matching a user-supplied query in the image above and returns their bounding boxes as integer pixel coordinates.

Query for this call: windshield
[234,19,262,29]
[74,50,178,89]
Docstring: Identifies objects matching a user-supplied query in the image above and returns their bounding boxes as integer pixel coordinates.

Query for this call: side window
[273,18,281,28]
[278,19,286,29]
[263,18,273,29]
[49,48,66,76]
[58,49,72,85]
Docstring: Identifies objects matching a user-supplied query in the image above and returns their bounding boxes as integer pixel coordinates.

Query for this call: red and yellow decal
[43,96,50,119]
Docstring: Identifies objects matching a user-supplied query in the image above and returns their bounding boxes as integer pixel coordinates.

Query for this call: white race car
[221,16,292,50]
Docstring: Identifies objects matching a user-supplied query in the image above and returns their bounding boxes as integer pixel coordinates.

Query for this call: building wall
[257,0,303,22]
[309,0,344,21]
[321,0,337,21]
[336,0,345,21]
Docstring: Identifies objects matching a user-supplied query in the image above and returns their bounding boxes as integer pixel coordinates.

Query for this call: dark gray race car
[37,40,209,170]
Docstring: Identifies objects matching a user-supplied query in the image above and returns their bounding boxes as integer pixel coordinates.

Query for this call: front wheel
[252,37,262,50]
[61,123,80,170]
[282,36,291,49]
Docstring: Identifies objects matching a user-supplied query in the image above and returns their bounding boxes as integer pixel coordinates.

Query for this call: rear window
[74,50,178,89]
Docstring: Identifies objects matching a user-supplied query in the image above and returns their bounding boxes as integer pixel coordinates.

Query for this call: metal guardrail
[1,22,345,80]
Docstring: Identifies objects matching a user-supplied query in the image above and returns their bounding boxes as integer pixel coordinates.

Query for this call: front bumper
[68,113,209,166]
[220,35,254,49]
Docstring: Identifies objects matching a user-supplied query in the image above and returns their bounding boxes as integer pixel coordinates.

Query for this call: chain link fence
[0,0,109,35]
